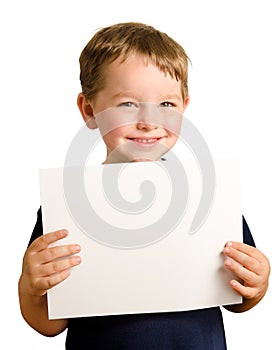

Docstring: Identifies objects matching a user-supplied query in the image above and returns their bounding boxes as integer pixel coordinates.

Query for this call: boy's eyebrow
[160,94,182,101]
[112,91,182,102]
[111,91,141,100]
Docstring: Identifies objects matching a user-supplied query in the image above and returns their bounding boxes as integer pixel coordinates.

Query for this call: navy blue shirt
[29,208,255,350]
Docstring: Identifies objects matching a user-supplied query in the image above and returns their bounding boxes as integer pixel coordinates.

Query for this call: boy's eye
[118,102,138,108]
[160,101,174,107]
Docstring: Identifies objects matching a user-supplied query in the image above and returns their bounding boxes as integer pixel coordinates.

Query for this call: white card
[39,158,242,319]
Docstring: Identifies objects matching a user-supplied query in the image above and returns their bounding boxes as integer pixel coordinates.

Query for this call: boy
[18,22,270,349]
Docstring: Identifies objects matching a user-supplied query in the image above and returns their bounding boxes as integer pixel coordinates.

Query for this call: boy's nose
[136,121,159,131]
[136,104,162,131]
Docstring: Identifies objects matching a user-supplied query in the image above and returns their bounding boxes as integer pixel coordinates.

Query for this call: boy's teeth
[134,138,157,143]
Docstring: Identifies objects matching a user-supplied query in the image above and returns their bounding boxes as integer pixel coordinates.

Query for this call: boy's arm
[223,241,270,313]
[18,282,68,336]
[18,230,81,336]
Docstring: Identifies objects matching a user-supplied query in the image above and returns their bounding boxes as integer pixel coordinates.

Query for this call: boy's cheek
[102,130,124,149]
[96,117,124,137]
[165,119,182,137]
[95,106,183,138]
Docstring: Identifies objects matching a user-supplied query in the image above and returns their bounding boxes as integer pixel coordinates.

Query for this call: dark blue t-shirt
[29,208,255,350]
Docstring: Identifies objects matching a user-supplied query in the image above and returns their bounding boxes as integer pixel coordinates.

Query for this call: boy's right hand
[20,229,81,297]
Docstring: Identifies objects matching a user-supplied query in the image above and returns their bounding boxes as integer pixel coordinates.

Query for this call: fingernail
[225,259,231,267]
[59,230,68,238]
[74,244,81,252]
[75,256,81,264]
[226,241,233,247]
[224,247,230,254]
[63,269,70,277]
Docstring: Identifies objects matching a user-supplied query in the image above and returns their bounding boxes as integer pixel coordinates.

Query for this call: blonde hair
[79,22,191,102]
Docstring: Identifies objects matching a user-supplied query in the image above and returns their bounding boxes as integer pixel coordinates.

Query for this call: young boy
[18,22,270,349]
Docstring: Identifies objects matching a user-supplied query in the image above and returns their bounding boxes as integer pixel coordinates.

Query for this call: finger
[224,258,258,287]
[34,269,71,295]
[37,244,81,265]
[29,229,69,253]
[228,279,257,299]
[38,255,81,277]
[224,247,260,274]
[225,241,264,263]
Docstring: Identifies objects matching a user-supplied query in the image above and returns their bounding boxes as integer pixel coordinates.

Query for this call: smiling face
[78,54,189,163]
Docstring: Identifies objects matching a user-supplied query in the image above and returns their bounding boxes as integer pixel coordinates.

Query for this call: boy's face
[79,54,189,163]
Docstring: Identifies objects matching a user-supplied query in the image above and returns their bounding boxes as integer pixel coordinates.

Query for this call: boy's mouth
[127,137,163,145]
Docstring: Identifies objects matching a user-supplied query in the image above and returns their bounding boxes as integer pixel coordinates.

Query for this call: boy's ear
[183,96,190,112]
[77,92,98,129]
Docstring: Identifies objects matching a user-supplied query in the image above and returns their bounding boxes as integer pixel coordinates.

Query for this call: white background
[1,0,279,348]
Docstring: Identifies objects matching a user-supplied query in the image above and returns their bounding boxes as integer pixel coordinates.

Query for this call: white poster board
[39,158,242,319]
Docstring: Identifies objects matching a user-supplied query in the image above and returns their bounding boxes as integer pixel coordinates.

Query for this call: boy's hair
[79,22,190,102]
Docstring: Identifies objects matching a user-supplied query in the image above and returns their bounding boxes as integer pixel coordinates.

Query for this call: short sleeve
[28,207,43,247]
[27,209,255,249]
[242,215,255,247]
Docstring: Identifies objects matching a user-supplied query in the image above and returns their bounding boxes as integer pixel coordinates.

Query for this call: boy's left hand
[223,241,270,311]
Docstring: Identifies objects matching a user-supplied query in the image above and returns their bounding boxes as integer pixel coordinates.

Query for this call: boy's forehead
[101,55,183,100]
[106,54,174,79]
[111,90,183,103]
[111,53,154,68]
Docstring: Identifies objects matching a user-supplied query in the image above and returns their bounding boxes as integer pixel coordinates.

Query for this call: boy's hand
[20,230,81,297]
[223,241,270,311]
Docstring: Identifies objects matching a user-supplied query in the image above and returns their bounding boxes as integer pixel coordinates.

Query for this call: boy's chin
[104,148,167,164]
[130,158,158,162]
[104,157,162,164]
